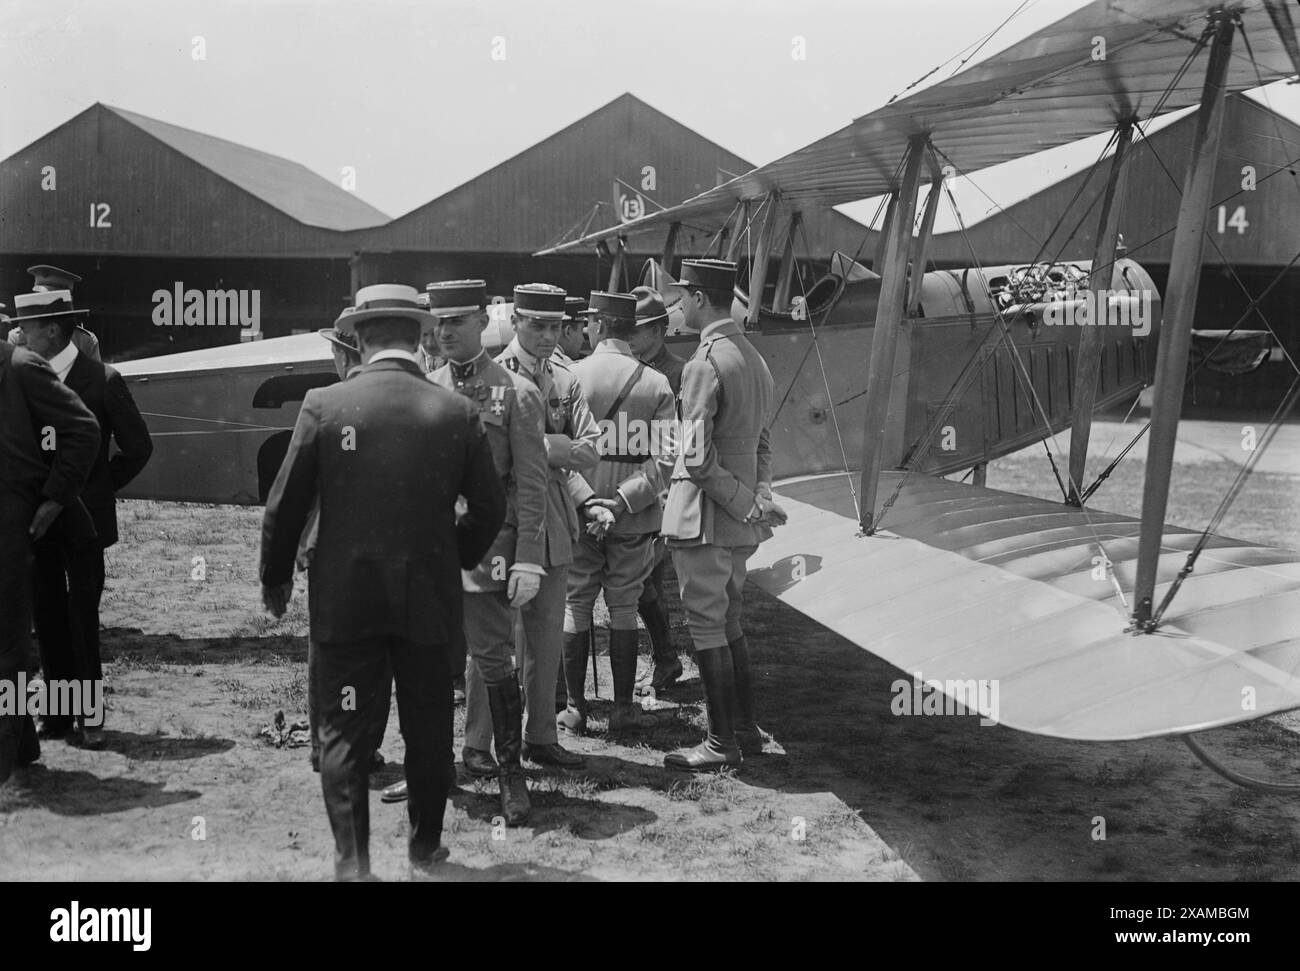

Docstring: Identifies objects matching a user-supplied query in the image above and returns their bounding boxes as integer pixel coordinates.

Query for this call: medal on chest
[489,385,506,416]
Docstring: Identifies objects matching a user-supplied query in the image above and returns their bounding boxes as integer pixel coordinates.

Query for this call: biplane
[117,0,1300,788]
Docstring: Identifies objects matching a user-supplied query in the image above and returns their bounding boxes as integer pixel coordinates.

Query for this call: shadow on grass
[102,629,307,666]
[3,764,200,816]
[96,730,237,761]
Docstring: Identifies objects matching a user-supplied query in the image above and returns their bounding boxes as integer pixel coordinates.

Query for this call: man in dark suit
[15,291,153,746]
[261,284,505,881]
[0,332,99,784]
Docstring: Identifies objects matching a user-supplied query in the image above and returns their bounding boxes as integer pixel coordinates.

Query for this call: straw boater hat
[332,284,432,336]
[11,289,90,322]
[512,283,567,319]
[425,280,488,318]
[318,306,361,356]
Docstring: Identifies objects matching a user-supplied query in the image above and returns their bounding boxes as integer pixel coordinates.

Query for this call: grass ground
[1,421,1298,881]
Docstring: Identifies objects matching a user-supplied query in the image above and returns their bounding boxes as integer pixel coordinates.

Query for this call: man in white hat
[0,317,99,782]
[261,284,506,879]
[296,318,389,775]
[13,289,153,747]
[8,266,101,360]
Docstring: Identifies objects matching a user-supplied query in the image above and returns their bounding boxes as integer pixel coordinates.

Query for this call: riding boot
[637,599,682,693]
[556,630,589,736]
[487,675,530,826]
[664,645,740,771]
[608,629,657,733]
[729,634,769,756]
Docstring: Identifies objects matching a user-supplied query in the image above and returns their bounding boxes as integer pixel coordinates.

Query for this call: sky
[3,0,1299,234]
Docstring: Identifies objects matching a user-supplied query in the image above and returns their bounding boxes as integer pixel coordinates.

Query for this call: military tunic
[460,338,600,746]
[431,351,548,755]
[565,340,676,632]
[661,318,775,651]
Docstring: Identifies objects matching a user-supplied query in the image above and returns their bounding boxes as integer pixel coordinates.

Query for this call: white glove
[7,326,25,347]
[507,569,541,607]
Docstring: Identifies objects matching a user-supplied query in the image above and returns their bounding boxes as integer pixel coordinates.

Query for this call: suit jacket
[497,339,600,568]
[62,350,153,548]
[430,353,548,592]
[567,340,676,536]
[0,341,100,510]
[0,342,99,653]
[260,356,505,646]
[662,318,775,549]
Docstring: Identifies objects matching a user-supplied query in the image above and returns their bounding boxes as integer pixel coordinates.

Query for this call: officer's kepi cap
[670,258,738,293]
[28,264,82,292]
[563,296,590,322]
[513,283,567,319]
[425,280,488,317]
[586,291,637,322]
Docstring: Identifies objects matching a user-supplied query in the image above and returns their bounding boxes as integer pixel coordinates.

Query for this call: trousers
[564,531,655,632]
[465,565,567,749]
[671,544,756,650]
[316,634,451,879]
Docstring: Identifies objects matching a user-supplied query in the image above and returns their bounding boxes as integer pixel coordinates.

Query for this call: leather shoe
[664,734,741,772]
[650,656,683,692]
[380,779,408,804]
[556,706,586,737]
[462,745,498,777]
[523,741,585,768]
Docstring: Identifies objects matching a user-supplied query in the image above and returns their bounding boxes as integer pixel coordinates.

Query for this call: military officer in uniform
[380,280,549,825]
[553,296,589,365]
[627,286,687,693]
[8,266,101,360]
[660,260,787,771]
[486,283,598,768]
[558,291,676,736]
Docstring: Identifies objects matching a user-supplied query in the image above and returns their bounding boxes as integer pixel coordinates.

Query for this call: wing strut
[1067,120,1136,506]
[745,193,781,327]
[859,135,928,534]
[906,175,944,314]
[1133,12,1235,631]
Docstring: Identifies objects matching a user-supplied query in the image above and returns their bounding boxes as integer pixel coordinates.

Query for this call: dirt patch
[3,444,1299,883]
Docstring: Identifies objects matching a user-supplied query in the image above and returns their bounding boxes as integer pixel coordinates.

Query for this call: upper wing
[748,471,1300,741]
[537,0,1300,255]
